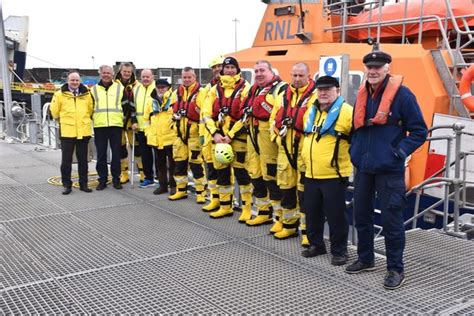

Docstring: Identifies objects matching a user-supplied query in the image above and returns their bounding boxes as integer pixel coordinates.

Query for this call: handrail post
[452,124,464,232]
[443,137,452,231]
[401,0,409,43]
[417,0,425,44]
[412,189,422,229]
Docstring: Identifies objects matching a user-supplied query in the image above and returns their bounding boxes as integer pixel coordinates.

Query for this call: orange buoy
[459,65,474,112]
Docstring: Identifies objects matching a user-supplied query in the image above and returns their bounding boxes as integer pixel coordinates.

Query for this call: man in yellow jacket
[91,65,127,190]
[200,55,224,212]
[114,62,142,185]
[134,69,156,188]
[168,67,207,203]
[202,57,252,220]
[242,60,286,226]
[143,79,177,195]
[300,75,352,266]
[270,62,317,241]
[50,71,94,194]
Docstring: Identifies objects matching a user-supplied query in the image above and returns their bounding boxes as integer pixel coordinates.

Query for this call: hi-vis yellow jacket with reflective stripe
[134,81,156,131]
[143,88,176,149]
[91,82,124,128]
[50,84,94,139]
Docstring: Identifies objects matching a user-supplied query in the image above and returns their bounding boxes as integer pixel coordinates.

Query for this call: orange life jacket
[244,77,284,121]
[173,84,201,123]
[353,75,403,130]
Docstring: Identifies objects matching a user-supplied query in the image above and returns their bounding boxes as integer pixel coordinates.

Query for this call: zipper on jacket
[310,133,315,178]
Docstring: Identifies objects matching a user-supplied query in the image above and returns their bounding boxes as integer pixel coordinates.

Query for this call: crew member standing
[168,67,207,203]
[115,62,143,185]
[346,51,427,290]
[50,71,94,194]
[202,57,252,220]
[133,69,157,188]
[242,60,286,226]
[201,55,224,212]
[91,65,127,190]
[144,79,177,195]
[270,62,317,241]
[301,76,352,266]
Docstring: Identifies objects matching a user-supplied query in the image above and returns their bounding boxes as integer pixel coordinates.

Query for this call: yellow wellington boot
[274,208,299,239]
[202,196,220,212]
[135,157,145,182]
[301,234,310,248]
[168,185,188,201]
[194,179,207,204]
[274,228,298,239]
[120,159,129,184]
[238,203,252,223]
[246,196,272,226]
[269,203,283,233]
[299,211,309,247]
[209,206,233,218]
[210,190,233,218]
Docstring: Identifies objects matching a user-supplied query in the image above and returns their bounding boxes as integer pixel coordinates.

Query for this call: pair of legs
[60,136,90,189]
[153,145,176,191]
[94,127,122,186]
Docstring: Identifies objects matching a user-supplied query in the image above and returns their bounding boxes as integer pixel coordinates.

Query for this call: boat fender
[459,65,474,112]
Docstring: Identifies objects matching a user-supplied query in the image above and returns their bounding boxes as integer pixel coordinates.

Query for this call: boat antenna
[298,0,305,30]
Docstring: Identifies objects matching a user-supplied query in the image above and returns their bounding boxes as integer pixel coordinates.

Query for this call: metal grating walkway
[1,141,473,314]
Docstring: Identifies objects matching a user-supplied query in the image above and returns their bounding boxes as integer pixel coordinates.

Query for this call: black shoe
[153,186,168,195]
[331,255,348,266]
[80,186,92,193]
[301,245,327,258]
[113,182,123,190]
[96,182,107,191]
[383,271,406,290]
[345,260,376,274]
[62,187,72,195]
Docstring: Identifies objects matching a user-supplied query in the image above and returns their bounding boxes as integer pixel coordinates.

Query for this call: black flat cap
[315,75,340,88]
[155,79,171,87]
[363,51,392,66]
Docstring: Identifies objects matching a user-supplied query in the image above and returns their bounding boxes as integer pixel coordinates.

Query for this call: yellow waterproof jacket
[143,88,175,149]
[91,81,124,128]
[202,74,250,140]
[50,84,94,139]
[134,81,156,131]
[302,99,353,179]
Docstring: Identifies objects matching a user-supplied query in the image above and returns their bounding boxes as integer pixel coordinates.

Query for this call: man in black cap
[143,78,177,195]
[300,75,353,265]
[346,51,427,290]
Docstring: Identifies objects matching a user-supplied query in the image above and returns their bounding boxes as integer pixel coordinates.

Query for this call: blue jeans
[353,171,406,272]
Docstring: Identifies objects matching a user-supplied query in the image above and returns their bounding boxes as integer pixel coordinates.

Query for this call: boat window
[241,69,254,84]
[267,50,288,56]
[313,70,363,106]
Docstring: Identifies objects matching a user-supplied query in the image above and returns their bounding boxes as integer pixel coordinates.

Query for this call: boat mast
[0,2,14,137]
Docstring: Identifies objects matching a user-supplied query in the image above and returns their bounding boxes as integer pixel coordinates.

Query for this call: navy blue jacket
[350,79,428,174]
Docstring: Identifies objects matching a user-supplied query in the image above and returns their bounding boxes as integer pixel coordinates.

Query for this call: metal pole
[198,36,202,84]
[232,18,239,51]
[0,3,15,137]
[376,0,383,44]
[417,0,425,44]
[453,124,464,232]
[443,137,452,232]
[401,0,409,43]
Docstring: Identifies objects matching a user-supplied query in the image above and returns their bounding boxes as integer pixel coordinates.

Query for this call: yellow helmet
[209,55,225,68]
[214,143,234,164]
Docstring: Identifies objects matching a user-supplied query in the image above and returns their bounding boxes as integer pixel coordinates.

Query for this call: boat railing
[323,0,474,67]
[404,123,473,237]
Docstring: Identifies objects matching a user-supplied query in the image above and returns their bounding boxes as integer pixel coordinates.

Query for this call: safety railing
[404,123,473,236]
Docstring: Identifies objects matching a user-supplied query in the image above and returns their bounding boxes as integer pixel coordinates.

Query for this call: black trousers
[136,131,154,181]
[60,137,90,188]
[154,145,176,188]
[94,127,122,184]
[304,177,349,257]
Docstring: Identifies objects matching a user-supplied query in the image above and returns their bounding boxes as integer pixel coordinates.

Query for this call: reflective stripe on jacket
[91,82,124,128]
